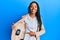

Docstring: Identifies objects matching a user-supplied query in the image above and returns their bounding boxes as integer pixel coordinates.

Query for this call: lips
[32,9,36,12]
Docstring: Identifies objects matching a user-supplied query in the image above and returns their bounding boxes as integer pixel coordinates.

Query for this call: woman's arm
[11,16,26,40]
[35,24,45,37]
[12,16,26,30]
[29,24,45,37]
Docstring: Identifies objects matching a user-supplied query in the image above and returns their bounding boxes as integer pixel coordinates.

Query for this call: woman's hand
[29,31,36,37]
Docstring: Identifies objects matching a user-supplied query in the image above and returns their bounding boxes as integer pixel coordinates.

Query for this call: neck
[29,13,36,18]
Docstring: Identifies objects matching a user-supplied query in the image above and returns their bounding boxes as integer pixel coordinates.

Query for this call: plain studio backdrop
[0,0,60,40]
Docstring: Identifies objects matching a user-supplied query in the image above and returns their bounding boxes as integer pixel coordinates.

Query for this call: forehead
[31,3,37,6]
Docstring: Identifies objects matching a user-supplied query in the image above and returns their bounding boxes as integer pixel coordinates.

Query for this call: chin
[31,12,36,14]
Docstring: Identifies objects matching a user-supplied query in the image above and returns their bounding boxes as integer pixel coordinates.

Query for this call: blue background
[0,0,60,40]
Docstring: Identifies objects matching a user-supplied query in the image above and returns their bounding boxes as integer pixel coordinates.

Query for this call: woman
[12,1,45,40]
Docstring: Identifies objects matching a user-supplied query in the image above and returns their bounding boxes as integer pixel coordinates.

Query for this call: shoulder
[22,14,29,19]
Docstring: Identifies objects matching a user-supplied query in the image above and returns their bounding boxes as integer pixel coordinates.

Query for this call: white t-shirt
[24,14,38,40]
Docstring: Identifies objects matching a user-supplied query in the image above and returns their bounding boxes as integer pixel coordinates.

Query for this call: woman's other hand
[29,31,36,37]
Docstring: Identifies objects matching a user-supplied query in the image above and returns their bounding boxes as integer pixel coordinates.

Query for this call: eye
[35,6,37,8]
[30,5,33,8]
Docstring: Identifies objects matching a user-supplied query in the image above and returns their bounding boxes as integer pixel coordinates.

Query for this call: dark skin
[29,3,38,37]
[29,31,36,37]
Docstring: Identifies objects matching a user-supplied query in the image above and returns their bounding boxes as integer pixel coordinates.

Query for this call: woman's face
[30,3,37,14]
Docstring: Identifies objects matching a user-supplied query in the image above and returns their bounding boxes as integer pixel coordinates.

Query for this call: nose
[32,7,35,10]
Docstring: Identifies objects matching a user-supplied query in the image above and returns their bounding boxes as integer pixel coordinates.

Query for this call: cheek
[30,7,33,11]
[35,8,37,11]
[30,7,37,11]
